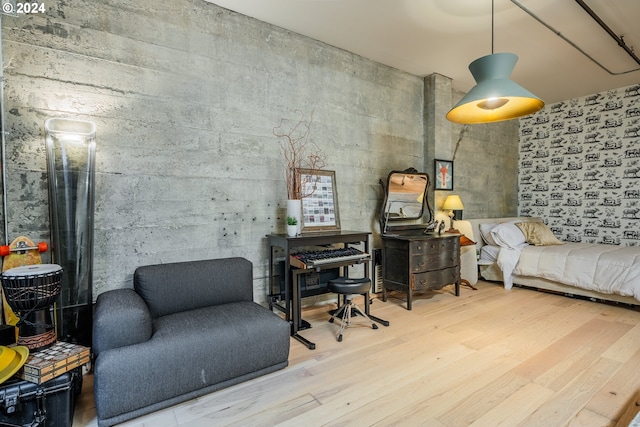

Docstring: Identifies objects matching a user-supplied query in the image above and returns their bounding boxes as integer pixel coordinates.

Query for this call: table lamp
[442,195,464,231]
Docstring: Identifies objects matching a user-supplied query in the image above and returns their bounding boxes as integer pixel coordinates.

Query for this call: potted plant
[286,216,298,237]
[274,110,326,234]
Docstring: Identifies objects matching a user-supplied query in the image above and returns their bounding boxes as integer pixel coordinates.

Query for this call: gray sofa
[92,257,290,427]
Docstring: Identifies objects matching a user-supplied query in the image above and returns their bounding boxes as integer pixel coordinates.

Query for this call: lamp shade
[446,53,544,124]
[442,195,464,211]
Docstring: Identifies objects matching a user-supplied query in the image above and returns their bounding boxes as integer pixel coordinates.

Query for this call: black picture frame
[434,159,453,190]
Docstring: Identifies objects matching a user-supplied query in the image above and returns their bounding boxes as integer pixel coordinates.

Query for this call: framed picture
[434,159,453,190]
[297,168,341,232]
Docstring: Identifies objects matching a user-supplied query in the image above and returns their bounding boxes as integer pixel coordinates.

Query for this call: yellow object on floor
[0,345,29,384]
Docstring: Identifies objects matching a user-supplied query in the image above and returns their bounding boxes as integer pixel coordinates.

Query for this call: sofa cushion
[94,301,290,422]
[134,257,254,318]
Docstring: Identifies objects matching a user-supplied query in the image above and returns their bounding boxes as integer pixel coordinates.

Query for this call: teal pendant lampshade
[446,52,544,124]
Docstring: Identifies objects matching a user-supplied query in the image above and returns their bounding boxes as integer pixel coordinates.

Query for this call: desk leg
[364,292,390,327]
[268,245,274,312]
[361,255,389,327]
[284,254,292,328]
[292,269,316,350]
[293,333,316,350]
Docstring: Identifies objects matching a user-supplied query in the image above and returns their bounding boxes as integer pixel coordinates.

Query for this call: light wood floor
[73,281,640,427]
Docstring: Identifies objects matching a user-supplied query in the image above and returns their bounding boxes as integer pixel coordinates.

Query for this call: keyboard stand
[267,230,389,350]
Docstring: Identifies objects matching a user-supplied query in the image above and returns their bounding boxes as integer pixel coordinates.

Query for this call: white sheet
[512,243,640,301]
[497,244,527,290]
[478,245,500,265]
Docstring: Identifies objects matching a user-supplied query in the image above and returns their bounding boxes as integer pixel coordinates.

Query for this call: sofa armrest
[92,289,153,356]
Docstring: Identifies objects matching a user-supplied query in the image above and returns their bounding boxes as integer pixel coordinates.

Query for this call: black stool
[327,277,377,342]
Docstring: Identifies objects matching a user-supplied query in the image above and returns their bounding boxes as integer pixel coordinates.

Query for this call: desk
[267,230,388,349]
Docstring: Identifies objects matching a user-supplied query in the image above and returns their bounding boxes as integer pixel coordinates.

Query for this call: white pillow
[490,222,527,249]
[479,223,499,246]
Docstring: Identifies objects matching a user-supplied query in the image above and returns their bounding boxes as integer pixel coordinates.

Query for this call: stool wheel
[373,324,378,330]
[337,334,342,342]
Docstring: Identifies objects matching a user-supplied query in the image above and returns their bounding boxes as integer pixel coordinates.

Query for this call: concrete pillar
[424,73,454,217]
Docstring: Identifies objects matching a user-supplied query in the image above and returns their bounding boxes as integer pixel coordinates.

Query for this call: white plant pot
[287,199,302,235]
[286,225,297,237]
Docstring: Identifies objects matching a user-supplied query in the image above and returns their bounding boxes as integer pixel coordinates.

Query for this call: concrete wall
[0,0,519,304]
[427,77,520,221]
[449,104,520,218]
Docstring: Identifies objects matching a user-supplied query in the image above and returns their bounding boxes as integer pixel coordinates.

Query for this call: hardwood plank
[586,349,640,421]
[193,394,320,427]
[436,371,534,427]
[307,348,519,426]
[517,357,622,426]
[567,408,612,427]
[511,318,632,391]
[468,382,555,427]
[601,323,640,363]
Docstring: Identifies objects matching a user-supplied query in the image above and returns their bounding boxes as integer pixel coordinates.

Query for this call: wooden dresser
[381,232,460,310]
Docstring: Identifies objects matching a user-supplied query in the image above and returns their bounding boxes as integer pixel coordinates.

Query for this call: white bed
[465,217,640,307]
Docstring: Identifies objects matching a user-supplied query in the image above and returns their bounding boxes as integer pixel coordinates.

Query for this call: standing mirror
[380,168,432,234]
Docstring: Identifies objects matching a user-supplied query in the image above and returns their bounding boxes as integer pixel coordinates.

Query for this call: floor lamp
[45,118,96,346]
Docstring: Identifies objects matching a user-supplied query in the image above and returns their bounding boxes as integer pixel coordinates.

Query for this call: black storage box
[0,368,82,427]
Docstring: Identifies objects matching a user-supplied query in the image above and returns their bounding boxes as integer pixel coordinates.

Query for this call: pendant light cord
[491,0,495,54]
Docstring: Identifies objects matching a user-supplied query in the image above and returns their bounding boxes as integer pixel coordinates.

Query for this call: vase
[286,225,297,237]
[287,199,302,235]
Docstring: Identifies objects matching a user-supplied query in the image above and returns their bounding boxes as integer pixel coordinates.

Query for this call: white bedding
[478,245,500,265]
[496,245,526,290]
[507,243,640,301]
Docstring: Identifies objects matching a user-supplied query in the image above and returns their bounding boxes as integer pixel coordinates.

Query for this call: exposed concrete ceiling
[206,0,640,105]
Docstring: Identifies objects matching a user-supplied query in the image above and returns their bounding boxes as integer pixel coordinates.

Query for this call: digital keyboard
[290,247,370,269]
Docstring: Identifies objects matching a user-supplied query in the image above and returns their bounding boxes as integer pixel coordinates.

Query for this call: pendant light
[446,0,544,124]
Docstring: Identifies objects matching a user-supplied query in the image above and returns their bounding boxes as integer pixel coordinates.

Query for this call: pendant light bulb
[478,97,509,110]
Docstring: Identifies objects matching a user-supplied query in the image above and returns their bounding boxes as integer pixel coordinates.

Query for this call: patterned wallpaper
[518,83,640,246]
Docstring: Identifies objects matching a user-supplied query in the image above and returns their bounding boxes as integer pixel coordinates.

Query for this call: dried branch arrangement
[273,110,326,199]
